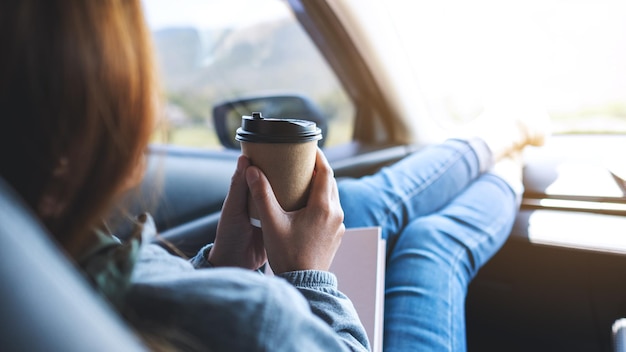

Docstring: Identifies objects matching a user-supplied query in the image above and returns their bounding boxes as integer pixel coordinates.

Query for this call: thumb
[245,166,283,224]
[221,155,250,213]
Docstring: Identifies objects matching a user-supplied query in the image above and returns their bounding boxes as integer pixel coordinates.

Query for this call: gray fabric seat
[0,177,147,351]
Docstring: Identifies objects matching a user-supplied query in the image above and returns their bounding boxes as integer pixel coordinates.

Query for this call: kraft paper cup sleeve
[242,141,317,228]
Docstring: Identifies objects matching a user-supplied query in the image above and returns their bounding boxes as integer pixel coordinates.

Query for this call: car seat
[0,177,147,351]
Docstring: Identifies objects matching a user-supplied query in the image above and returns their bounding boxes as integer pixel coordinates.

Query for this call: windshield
[385,0,626,134]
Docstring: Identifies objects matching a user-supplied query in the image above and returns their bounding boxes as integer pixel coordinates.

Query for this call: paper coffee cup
[236,112,323,227]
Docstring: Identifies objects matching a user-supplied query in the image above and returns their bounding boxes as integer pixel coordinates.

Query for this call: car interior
[2,0,626,351]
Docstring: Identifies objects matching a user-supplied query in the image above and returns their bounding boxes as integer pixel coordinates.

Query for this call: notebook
[330,226,386,352]
[265,226,386,351]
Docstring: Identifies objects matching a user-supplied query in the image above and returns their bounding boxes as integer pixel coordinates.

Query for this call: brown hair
[0,0,158,256]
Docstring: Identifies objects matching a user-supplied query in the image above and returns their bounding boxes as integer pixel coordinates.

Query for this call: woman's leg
[339,138,493,245]
[382,172,519,351]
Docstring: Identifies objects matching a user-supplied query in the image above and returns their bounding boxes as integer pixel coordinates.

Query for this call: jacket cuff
[277,270,337,289]
[190,243,214,269]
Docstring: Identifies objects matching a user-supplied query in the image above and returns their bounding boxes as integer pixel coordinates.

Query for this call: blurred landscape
[151,19,353,147]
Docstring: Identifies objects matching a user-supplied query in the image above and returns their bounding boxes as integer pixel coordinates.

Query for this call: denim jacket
[81,214,370,351]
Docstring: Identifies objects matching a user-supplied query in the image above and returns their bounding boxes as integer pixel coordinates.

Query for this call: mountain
[152,19,339,105]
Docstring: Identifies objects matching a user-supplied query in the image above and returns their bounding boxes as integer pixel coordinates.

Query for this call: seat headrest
[0,178,146,351]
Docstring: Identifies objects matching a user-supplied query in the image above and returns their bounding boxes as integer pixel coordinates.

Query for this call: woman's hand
[209,156,267,270]
[246,149,345,274]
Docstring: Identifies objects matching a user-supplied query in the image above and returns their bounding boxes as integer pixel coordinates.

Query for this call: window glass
[142,0,355,148]
[386,0,626,134]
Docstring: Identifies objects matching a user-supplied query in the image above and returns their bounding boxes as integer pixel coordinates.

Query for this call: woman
[0,0,547,351]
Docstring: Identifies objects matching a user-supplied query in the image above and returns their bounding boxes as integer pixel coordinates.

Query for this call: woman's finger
[221,155,251,217]
[246,165,284,227]
[307,148,335,207]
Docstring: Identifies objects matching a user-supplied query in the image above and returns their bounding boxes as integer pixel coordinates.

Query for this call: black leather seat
[0,178,147,351]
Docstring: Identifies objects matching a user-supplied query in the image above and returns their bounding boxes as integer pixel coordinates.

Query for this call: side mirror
[212,94,328,149]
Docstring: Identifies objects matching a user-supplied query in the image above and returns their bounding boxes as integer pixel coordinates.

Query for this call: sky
[141,0,289,30]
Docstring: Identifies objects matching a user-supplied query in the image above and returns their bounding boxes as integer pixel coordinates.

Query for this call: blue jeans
[338,139,519,352]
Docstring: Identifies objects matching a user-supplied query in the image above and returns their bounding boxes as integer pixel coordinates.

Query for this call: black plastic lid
[235,112,323,143]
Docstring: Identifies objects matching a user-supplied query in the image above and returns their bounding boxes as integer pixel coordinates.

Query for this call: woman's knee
[390,216,479,283]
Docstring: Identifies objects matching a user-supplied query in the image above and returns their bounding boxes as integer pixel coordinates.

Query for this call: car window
[384,0,626,134]
[142,0,355,149]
